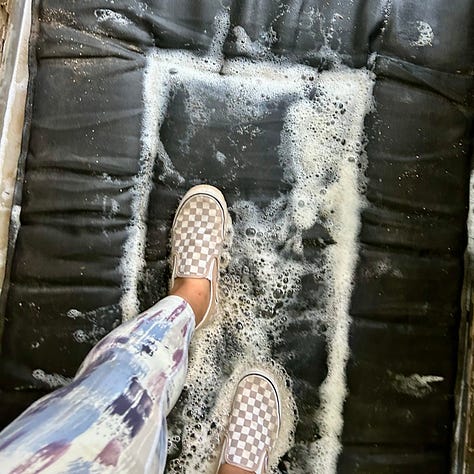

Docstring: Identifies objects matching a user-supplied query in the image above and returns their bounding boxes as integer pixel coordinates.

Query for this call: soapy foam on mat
[391,372,444,398]
[32,369,73,389]
[123,10,374,473]
[411,20,434,47]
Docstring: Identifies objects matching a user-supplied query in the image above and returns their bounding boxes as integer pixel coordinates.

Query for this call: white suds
[215,151,227,164]
[411,21,434,47]
[9,204,22,244]
[32,369,73,389]
[391,373,444,398]
[127,10,375,472]
[66,309,84,319]
[94,9,131,26]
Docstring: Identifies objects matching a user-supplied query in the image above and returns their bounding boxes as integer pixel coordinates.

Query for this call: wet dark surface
[0,0,473,471]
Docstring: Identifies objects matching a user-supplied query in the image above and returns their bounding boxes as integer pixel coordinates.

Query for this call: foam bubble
[32,369,72,388]
[66,308,84,319]
[94,8,131,26]
[390,372,444,398]
[411,21,434,47]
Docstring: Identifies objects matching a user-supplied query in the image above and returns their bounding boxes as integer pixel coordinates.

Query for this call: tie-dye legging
[0,295,195,473]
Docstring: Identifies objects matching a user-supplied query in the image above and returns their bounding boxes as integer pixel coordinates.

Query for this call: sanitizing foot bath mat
[0,1,473,472]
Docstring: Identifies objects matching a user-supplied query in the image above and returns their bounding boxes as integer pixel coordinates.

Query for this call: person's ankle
[218,463,254,474]
[169,277,211,326]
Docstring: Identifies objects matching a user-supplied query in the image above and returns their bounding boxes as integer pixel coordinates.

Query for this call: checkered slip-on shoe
[218,371,281,474]
[170,184,230,330]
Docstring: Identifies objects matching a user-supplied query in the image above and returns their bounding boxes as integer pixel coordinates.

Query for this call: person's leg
[0,294,197,473]
[171,277,210,326]
[0,184,231,474]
